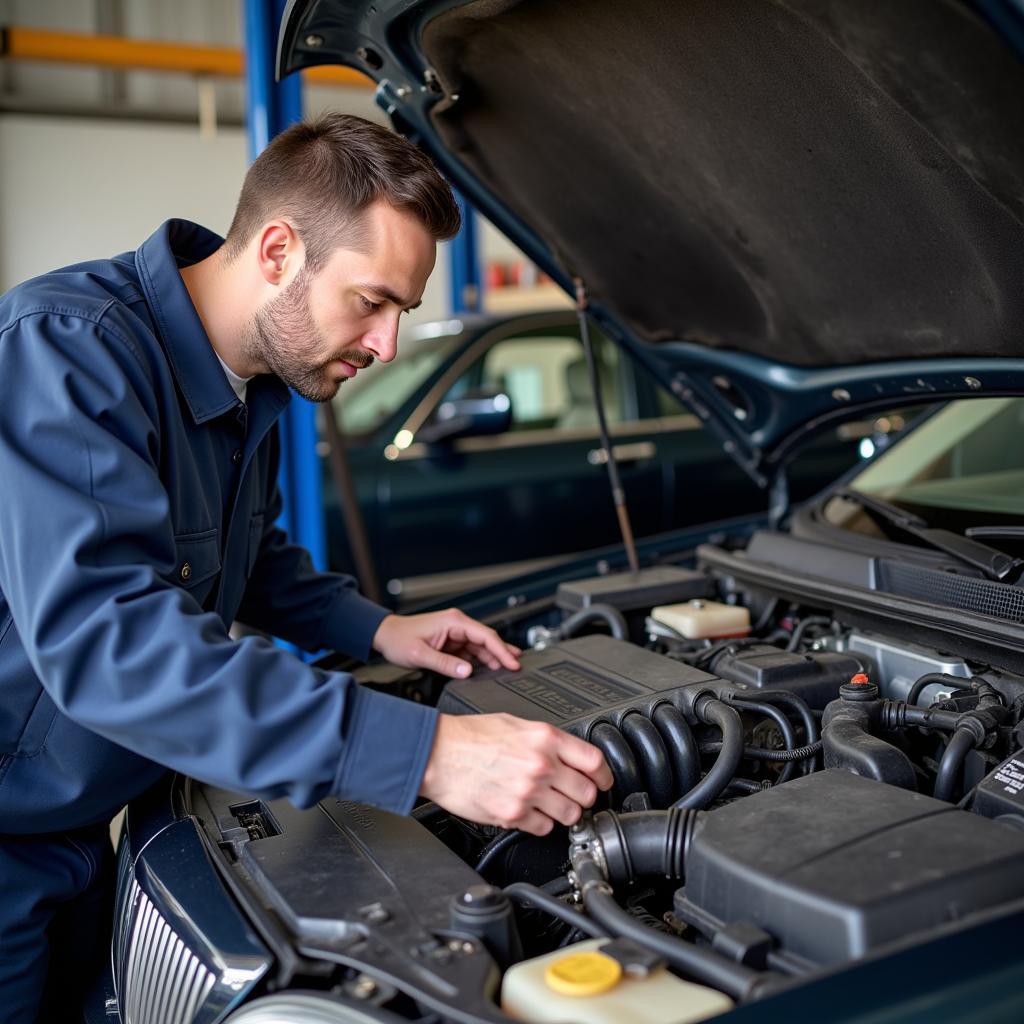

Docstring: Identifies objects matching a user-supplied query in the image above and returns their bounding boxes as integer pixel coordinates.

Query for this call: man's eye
[359,296,380,312]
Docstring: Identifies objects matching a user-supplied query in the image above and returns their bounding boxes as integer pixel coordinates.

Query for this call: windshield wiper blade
[966,525,1024,541]
[835,489,1024,583]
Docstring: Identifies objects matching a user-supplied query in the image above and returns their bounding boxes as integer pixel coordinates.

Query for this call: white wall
[0,110,451,325]
[0,115,246,286]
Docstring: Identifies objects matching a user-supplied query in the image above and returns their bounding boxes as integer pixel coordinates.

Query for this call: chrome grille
[113,832,134,977]
[119,882,215,1024]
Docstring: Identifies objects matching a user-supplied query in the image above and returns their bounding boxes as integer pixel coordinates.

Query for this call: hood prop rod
[575,278,640,576]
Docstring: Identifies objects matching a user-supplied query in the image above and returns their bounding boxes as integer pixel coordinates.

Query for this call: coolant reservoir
[500,938,733,1024]
[652,599,750,640]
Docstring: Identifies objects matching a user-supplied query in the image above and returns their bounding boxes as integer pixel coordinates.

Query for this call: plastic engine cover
[677,771,1024,964]
[437,635,717,735]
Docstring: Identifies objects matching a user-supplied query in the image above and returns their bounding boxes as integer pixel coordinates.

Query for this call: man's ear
[256,220,303,285]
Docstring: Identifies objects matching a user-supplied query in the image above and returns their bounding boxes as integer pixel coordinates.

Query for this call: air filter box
[438,634,717,736]
[676,770,1024,964]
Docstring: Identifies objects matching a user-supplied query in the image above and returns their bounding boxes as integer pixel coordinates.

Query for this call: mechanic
[0,113,612,1021]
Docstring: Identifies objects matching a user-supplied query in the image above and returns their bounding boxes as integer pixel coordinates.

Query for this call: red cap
[850,672,870,686]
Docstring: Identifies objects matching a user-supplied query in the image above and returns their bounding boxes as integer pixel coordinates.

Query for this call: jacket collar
[134,219,290,424]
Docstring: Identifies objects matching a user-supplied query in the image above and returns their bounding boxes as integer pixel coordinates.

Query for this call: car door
[376,314,667,591]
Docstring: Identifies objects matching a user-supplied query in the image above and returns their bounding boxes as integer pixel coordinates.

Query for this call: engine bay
[194,550,1024,1021]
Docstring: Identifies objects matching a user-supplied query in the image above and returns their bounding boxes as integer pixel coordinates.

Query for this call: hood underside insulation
[423,0,1024,366]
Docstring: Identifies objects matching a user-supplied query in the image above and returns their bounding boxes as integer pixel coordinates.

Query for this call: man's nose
[361,315,399,364]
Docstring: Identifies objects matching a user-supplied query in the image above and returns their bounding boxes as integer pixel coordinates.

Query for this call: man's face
[243,201,436,402]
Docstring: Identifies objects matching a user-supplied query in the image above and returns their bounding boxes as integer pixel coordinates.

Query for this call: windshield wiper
[966,525,1024,541]
[835,488,1024,583]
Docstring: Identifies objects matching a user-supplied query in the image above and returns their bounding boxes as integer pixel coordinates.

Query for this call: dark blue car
[324,310,871,605]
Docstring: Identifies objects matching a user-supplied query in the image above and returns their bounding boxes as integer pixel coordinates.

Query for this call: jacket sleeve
[234,451,390,660]
[0,312,437,813]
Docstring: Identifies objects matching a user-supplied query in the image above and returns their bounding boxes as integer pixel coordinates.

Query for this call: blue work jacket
[0,220,438,834]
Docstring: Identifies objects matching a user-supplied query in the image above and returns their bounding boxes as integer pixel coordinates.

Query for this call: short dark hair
[223,112,461,268]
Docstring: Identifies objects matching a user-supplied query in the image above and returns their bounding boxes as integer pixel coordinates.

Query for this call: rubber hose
[575,858,772,1001]
[590,722,643,808]
[652,703,701,796]
[541,876,575,897]
[907,672,963,707]
[672,700,744,810]
[475,830,525,876]
[725,697,800,784]
[893,704,962,732]
[620,713,675,808]
[559,603,628,641]
[731,689,819,773]
[933,727,977,802]
[785,615,833,652]
[592,807,701,883]
[504,882,610,939]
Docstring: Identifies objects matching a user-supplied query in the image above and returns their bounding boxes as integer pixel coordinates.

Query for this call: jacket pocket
[173,528,222,605]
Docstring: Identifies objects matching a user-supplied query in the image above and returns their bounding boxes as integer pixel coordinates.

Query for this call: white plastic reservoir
[651,600,750,640]
[500,938,733,1024]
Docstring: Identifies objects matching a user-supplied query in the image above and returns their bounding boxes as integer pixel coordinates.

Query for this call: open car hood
[279,0,1024,482]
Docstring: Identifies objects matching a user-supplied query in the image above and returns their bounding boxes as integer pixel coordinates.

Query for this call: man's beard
[240,266,373,403]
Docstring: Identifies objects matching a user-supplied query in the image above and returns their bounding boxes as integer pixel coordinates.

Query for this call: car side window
[441,325,626,433]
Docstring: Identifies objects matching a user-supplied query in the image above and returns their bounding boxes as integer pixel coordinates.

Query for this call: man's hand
[420,713,614,835]
[372,608,521,678]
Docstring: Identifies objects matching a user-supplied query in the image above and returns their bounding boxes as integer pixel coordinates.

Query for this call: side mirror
[417,389,513,444]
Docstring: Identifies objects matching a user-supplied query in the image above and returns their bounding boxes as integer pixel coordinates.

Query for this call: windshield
[330,330,463,436]
[829,397,1024,534]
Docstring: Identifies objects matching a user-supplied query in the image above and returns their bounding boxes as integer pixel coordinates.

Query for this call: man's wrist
[371,612,399,654]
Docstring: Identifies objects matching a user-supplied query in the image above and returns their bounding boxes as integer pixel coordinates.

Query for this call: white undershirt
[215,352,253,404]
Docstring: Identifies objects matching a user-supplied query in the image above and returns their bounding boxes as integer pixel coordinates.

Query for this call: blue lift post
[449,190,482,314]
[243,0,328,576]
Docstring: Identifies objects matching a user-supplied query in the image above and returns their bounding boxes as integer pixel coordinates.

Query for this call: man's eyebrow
[360,283,421,311]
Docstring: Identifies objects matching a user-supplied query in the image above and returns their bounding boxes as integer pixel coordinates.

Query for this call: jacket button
[180,562,192,581]
[232,449,243,465]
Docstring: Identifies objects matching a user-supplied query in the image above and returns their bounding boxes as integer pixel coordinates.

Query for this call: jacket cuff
[332,684,439,814]
[319,587,391,660]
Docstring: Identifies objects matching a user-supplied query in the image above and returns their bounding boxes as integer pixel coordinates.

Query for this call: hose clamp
[568,818,609,879]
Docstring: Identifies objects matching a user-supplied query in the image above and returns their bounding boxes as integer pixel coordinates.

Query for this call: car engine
[176,555,1024,1022]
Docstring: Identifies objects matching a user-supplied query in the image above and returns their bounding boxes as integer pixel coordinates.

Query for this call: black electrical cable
[730,689,819,772]
[723,778,773,796]
[558,603,629,641]
[785,615,834,652]
[574,858,773,1000]
[620,713,675,808]
[504,882,610,940]
[724,697,800,784]
[933,727,977,802]
[672,700,744,810]
[590,722,643,808]
[702,741,822,762]
[475,830,525,876]
[652,703,701,796]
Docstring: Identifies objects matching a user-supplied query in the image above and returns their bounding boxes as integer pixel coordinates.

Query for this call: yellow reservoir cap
[544,951,622,997]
